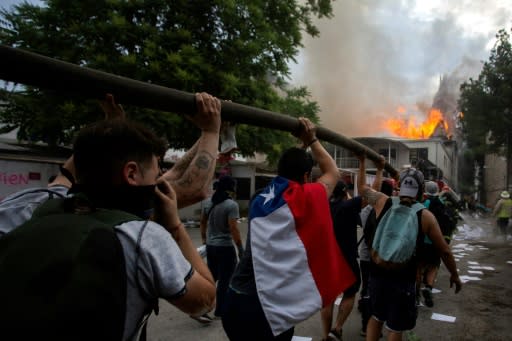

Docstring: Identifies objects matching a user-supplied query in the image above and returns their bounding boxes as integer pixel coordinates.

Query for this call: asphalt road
[147,212,512,341]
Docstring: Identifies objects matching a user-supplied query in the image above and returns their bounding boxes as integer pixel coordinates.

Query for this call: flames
[383,107,449,139]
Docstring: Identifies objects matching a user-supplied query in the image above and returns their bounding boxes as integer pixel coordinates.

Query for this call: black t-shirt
[330,196,363,267]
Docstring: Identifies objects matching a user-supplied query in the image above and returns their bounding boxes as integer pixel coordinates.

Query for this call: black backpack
[361,199,393,248]
[425,196,457,241]
[0,197,140,340]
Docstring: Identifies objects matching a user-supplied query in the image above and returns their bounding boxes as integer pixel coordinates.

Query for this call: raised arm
[161,92,221,208]
[372,155,386,191]
[357,153,389,212]
[296,118,340,197]
[357,153,369,195]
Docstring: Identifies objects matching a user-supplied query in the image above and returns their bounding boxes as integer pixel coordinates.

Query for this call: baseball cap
[399,168,424,198]
[425,181,439,196]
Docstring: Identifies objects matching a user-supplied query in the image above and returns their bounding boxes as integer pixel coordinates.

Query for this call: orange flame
[384,108,449,139]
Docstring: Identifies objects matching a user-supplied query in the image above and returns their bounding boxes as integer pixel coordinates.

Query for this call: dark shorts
[417,244,441,267]
[369,274,417,332]
[497,218,509,234]
[343,261,361,297]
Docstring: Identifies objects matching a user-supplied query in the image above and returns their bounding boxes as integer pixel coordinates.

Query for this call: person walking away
[358,175,392,337]
[321,154,385,341]
[200,175,243,318]
[492,190,512,239]
[365,168,462,341]
[416,181,456,308]
[222,118,355,341]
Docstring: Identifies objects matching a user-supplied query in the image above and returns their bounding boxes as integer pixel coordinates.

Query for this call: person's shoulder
[116,220,173,245]
[352,196,363,206]
[227,197,239,206]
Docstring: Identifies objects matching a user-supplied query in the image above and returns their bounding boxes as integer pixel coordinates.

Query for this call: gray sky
[2,0,512,137]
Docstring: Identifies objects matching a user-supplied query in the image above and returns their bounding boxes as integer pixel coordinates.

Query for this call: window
[410,148,428,165]
[378,148,396,159]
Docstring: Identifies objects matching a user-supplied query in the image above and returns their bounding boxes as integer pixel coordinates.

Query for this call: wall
[0,159,61,200]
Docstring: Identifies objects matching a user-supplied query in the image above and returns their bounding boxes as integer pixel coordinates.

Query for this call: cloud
[290,0,512,137]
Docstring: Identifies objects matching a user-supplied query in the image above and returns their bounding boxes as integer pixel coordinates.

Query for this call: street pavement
[147,211,512,340]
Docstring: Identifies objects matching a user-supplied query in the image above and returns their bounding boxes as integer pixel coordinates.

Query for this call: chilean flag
[250,176,355,336]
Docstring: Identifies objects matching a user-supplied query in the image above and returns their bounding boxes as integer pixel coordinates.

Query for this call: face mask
[70,184,156,219]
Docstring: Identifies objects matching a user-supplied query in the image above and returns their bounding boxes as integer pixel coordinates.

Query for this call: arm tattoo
[194,154,211,170]
[176,174,194,187]
[173,150,195,174]
[175,151,214,188]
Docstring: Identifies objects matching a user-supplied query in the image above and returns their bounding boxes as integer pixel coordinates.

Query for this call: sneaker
[422,287,434,307]
[190,313,214,324]
[329,328,342,341]
[321,337,337,341]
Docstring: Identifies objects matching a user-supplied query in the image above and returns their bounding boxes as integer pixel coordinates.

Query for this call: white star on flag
[260,185,275,205]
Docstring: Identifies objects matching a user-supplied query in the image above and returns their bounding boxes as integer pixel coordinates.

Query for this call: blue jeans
[206,245,237,316]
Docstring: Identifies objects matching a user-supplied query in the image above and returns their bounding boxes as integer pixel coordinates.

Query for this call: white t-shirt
[358,205,373,262]
[116,220,192,340]
[0,187,192,340]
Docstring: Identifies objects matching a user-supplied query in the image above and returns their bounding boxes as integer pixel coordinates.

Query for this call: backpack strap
[1,187,66,204]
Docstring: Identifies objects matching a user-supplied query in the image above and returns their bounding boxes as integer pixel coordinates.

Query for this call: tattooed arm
[161,92,221,208]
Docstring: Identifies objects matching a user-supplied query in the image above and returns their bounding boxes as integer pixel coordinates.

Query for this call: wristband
[306,138,318,148]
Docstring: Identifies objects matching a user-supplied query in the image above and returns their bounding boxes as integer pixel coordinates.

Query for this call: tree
[0,0,333,164]
[458,28,512,192]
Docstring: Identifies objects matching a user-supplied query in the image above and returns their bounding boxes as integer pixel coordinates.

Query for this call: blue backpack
[371,197,424,269]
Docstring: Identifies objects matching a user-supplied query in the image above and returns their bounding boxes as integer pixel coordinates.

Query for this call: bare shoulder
[364,188,385,205]
[420,208,437,232]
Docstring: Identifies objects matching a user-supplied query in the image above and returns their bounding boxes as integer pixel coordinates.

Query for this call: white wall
[0,159,61,200]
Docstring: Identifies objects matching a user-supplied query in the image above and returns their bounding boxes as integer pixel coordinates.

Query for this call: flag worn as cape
[250,176,355,336]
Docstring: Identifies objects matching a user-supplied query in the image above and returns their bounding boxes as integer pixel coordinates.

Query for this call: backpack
[0,196,140,340]
[371,197,424,269]
[424,196,457,241]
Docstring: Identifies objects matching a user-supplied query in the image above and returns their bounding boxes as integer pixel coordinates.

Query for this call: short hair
[380,179,394,196]
[332,180,347,199]
[73,119,167,185]
[217,175,236,192]
[277,147,314,183]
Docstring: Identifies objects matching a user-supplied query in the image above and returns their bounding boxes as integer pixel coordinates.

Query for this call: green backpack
[0,196,140,340]
[371,197,424,269]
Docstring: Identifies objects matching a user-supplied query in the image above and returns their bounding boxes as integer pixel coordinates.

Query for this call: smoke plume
[291,0,511,137]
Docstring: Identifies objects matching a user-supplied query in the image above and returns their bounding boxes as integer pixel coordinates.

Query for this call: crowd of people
[1,92,490,341]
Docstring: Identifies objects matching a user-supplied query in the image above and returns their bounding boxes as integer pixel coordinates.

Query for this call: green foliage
[459,29,512,161]
[0,0,332,157]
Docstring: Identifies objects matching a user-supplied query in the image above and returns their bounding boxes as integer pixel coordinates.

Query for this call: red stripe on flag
[284,181,355,306]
